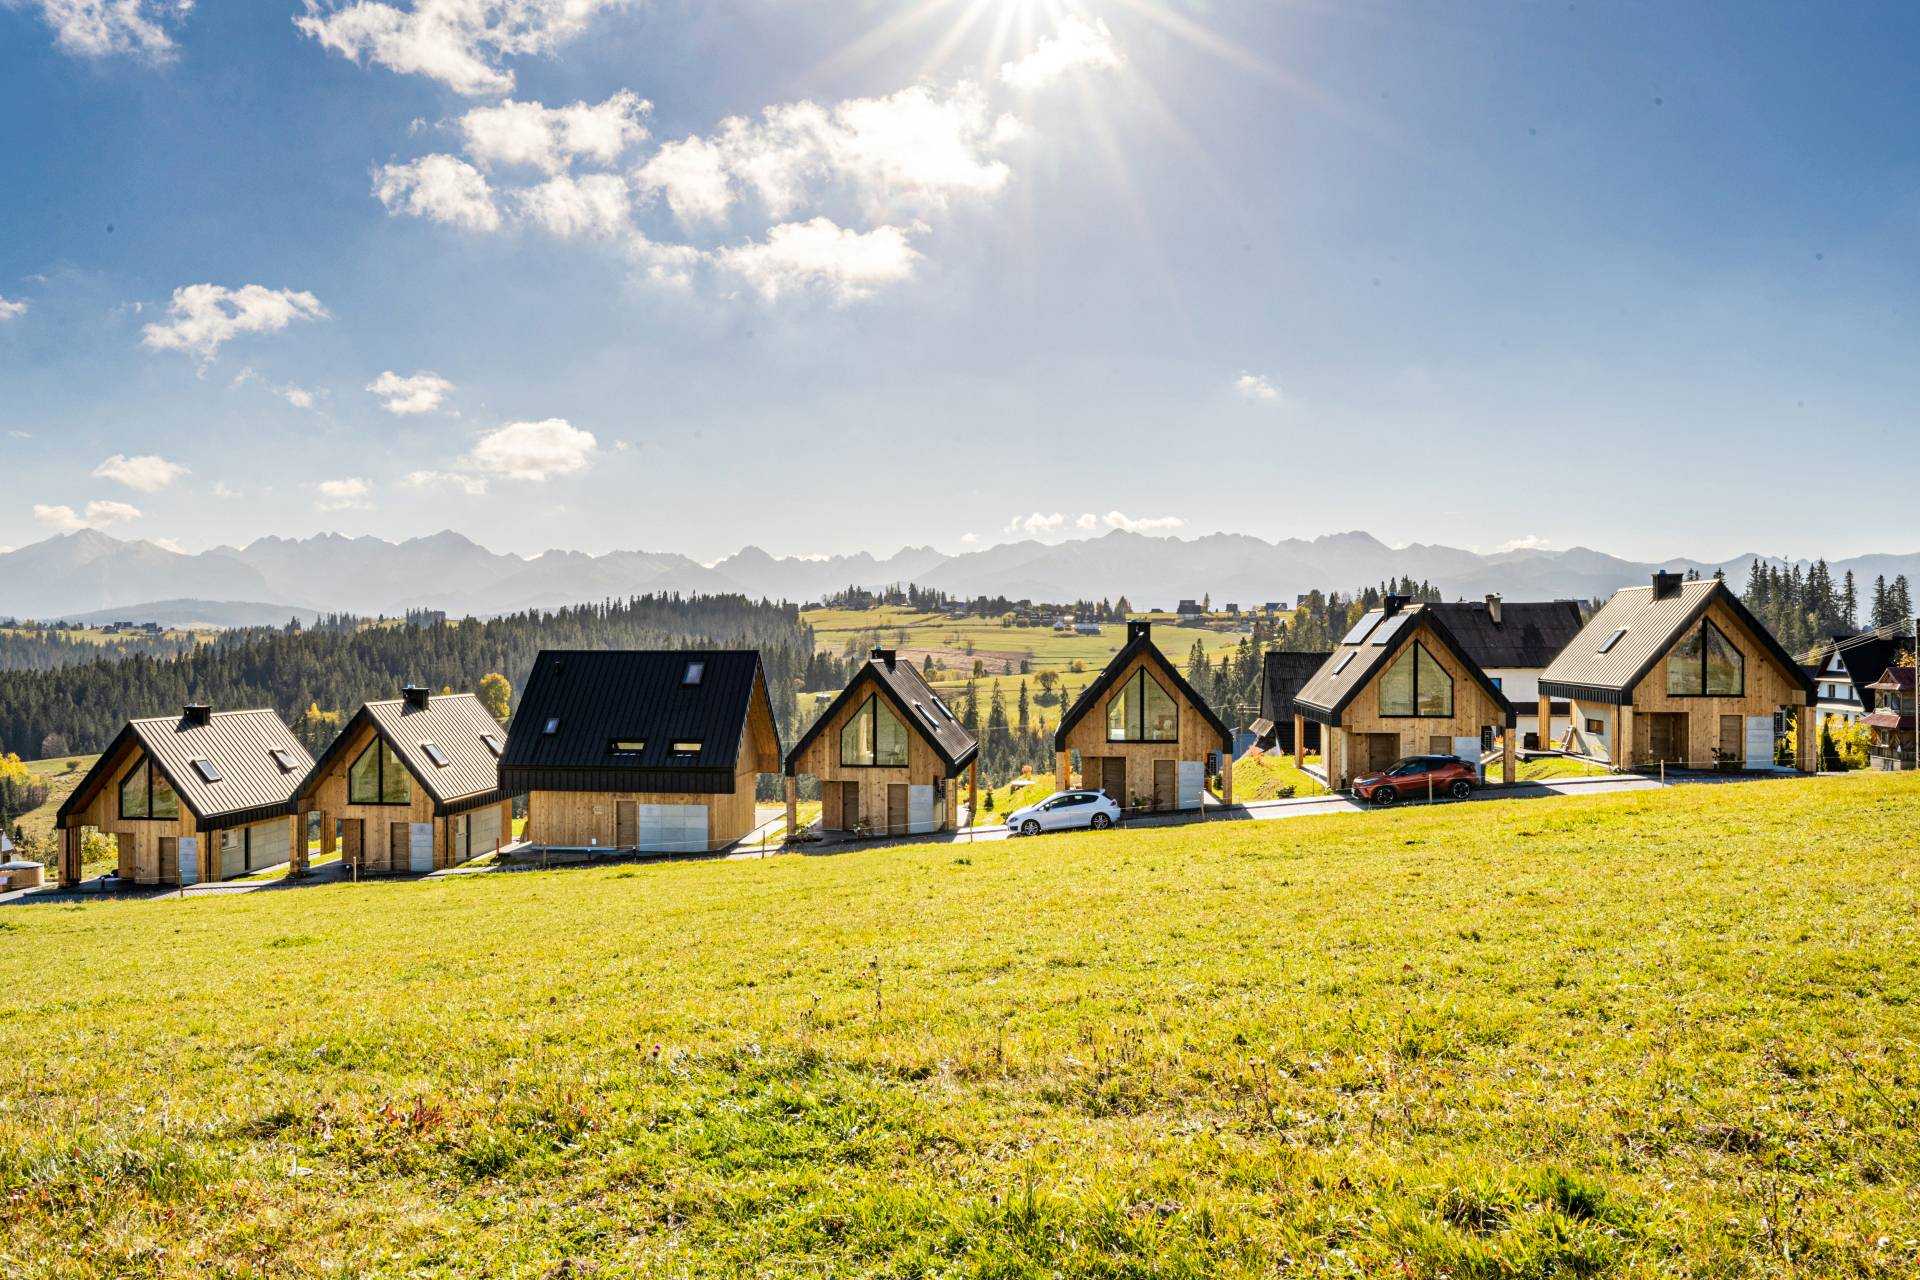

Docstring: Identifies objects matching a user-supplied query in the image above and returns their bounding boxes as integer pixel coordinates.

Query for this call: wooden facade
[1054,624,1234,811]
[1299,613,1518,792]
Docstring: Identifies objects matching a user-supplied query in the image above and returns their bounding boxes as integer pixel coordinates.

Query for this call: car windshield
[1389,761,1425,776]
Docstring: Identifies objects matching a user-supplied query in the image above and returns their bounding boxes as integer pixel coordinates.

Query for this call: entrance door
[1368,733,1402,772]
[1100,757,1127,805]
[887,783,909,835]
[840,781,862,830]
[1152,759,1176,811]
[1718,715,1743,764]
[115,832,138,881]
[615,801,638,848]
[158,836,179,883]
[389,822,411,872]
[341,819,364,871]
[1646,713,1685,765]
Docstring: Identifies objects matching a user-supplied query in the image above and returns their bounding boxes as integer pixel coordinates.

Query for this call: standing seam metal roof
[1293,605,1516,727]
[783,655,979,776]
[300,694,511,811]
[1052,626,1233,753]
[58,709,312,829]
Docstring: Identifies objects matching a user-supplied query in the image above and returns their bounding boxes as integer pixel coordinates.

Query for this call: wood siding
[1617,595,1808,769]
[786,672,961,832]
[1058,649,1218,811]
[1324,617,1511,790]
[296,718,507,873]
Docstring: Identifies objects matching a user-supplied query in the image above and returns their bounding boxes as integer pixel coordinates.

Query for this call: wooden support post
[288,812,307,878]
[1293,714,1305,768]
[1616,705,1633,770]
[968,759,980,825]
[1502,727,1517,786]
[1221,750,1234,805]
[1537,693,1553,750]
[1326,728,1345,792]
[1796,704,1816,774]
[59,826,80,889]
[784,775,798,842]
[1054,750,1070,791]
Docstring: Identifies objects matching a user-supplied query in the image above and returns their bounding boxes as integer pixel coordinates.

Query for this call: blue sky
[2,0,1917,565]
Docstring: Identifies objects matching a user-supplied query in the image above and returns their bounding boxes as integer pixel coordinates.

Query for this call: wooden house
[1053,621,1234,811]
[782,648,980,837]
[1423,596,1586,747]
[500,650,783,854]
[1538,572,1817,770]
[1252,650,1330,755]
[1292,599,1518,790]
[53,706,312,887]
[295,687,515,875]
[1861,666,1913,770]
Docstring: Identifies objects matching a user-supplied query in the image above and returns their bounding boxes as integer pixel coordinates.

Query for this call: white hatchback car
[1005,789,1123,836]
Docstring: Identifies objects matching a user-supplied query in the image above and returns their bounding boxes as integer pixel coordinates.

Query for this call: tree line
[0,595,813,761]
[0,626,197,673]
[1739,559,1914,655]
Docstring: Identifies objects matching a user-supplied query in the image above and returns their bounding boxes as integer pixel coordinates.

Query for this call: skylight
[914,702,941,733]
[1333,652,1357,675]
[191,758,223,783]
[480,733,503,756]
[683,660,705,686]
[268,748,300,773]
[543,718,560,735]
[671,740,703,755]
[420,742,449,768]
[1597,627,1628,654]
[609,739,645,755]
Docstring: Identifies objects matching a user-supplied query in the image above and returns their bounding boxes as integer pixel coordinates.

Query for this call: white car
[1005,789,1122,836]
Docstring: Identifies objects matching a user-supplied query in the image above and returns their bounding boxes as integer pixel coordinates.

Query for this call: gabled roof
[784,652,978,777]
[1540,578,1817,707]
[1053,623,1232,752]
[500,649,780,795]
[301,693,511,812]
[1808,627,1912,713]
[1293,605,1516,728]
[1864,665,1914,694]
[58,709,312,831]
[1424,600,1586,670]
[1259,651,1332,724]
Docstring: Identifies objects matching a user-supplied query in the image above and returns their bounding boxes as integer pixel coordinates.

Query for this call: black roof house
[58,707,313,833]
[501,650,781,795]
[1423,598,1585,670]
[1053,621,1233,753]
[784,649,978,776]
[1252,650,1331,744]
[1810,625,1914,714]
[301,689,514,816]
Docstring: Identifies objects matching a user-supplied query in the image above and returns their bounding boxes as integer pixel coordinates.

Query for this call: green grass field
[4,774,1918,1277]
[1515,754,1617,782]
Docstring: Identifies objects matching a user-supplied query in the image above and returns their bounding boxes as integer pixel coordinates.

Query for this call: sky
[2,1,1918,566]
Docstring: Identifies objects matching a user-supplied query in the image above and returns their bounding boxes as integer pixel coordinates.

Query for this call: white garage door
[408,822,434,874]
[1177,760,1205,810]
[468,805,502,859]
[249,819,291,872]
[638,804,709,854]
[177,836,200,886]
[908,785,936,835]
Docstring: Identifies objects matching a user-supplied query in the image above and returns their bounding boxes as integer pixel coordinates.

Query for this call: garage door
[638,804,708,854]
[408,822,434,874]
[1177,760,1205,810]
[908,784,935,835]
[249,819,291,872]
[469,805,502,858]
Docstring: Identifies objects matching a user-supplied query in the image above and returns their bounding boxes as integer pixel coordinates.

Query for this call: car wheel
[1448,779,1472,800]
[1090,812,1112,830]
[1372,785,1398,806]
[1020,819,1042,837]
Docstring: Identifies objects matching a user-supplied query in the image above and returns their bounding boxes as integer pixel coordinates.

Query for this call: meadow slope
[3,774,1918,1278]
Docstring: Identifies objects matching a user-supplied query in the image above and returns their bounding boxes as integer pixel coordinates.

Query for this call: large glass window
[839,694,909,767]
[118,759,181,820]
[1667,619,1744,697]
[1379,642,1455,718]
[348,739,412,805]
[1106,669,1179,742]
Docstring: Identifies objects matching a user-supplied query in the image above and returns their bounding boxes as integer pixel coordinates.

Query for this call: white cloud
[148,536,188,554]
[625,233,706,291]
[0,295,28,321]
[315,477,373,511]
[959,532,979,545]
[294,0,632,96]
[1075,513,1099,531]
[141,284,329,361]
[34,499,142,531]
[637,82,1015,225]
[211,481,240,498]
[460,91,649,173]
[374,154,502,231]
[1001,16,1125,91]
[403,468,488,495]
[0,546,12,555]
[465,418,596,481]
[1006,512,1067,537]
[516,172,631,238]
[1100,511,1185,533]
[368,369,454,415]
[1236,372,1280,402]
[231,367,320,410]
[716,218,922,304]
[18,0,190,58]
[91,453,188,492]
[1494,535,1556,554]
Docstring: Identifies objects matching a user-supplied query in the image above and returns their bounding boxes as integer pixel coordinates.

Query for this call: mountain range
[2,528,1915,626]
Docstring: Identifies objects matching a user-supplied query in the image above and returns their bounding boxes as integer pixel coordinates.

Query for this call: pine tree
[1892,575,1914,622]
[1842,571,1859,631]
[1016,679,1029,733]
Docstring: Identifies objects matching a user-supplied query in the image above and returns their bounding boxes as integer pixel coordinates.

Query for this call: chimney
[402,684,430,710]
[1651,571,1684,600]
[182,704,212,727]
[1127,620,1152,644]
[1485,593,1503,624]
[871,648,896,670]
[1382,594,1412,618]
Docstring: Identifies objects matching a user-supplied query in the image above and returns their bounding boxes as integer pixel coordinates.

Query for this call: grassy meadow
[4,773,1918,1277]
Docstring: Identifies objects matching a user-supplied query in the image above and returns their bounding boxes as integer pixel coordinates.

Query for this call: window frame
[117,758,181,822]
[1664,617,1746,699]
[1377,640,1456,720]
[1105,668,1180,744]
[347,738,414,807]
[837,692,911,768]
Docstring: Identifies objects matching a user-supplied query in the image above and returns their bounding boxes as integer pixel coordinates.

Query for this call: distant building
[1073,622,1103,636]
[1175,599,1203,616]
[1252,651,1331,755]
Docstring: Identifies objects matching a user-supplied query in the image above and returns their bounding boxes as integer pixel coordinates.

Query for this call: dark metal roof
[1424,600,1585,670]
[1809,629,1912,714]
[500,649,779,795]
[300,693,512,811]
[1052,623,1232,753]
[59,709,311,830]
[1258,651,1331,725]
[1293,605,1516,728]
[1539,579,1817,706]
[784,653,979,776]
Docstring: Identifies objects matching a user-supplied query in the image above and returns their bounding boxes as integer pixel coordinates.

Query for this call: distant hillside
[4,527,1917,620]
[51,600,322,630]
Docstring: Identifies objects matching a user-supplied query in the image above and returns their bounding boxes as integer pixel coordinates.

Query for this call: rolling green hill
[3,774,1917,1277]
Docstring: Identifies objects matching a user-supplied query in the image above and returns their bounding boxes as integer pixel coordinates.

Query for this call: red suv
[1352,755,1480,805]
